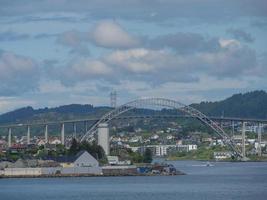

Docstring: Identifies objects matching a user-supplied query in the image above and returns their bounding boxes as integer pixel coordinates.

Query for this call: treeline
[191,90,267,119]
[0,104,110,124]
[68,139,106,161]
[0,140,107,163]
[1,90,267,126]
[110,147,153,164]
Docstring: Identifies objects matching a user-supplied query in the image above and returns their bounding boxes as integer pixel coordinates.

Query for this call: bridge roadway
[0,114,266,129]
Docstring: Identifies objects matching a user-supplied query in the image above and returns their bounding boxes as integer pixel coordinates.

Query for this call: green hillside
[191,90,267,119]
[0,90,267,126]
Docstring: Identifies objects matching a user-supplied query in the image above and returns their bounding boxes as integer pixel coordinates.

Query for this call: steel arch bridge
[80,97,242,158]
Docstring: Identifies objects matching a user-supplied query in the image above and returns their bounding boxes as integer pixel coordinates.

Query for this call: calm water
[0,161,267,200]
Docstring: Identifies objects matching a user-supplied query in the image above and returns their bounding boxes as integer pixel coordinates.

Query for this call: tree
[143,148,153,163]
[78,141,106,161]
[129,151,144,163]
[69,138,79,155]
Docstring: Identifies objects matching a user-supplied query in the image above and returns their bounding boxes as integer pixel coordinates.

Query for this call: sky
[0,0,267,113]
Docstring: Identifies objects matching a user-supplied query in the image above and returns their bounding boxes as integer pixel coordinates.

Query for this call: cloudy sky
[0,0,267,113]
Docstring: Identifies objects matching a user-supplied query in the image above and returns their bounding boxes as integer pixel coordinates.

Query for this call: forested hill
[191,90,267,119]
[0,90,267,124]
[0,104,111,124]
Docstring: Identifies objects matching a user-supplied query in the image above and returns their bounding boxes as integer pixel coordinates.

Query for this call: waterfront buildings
[130,144,198,157]
[0,151,102,177]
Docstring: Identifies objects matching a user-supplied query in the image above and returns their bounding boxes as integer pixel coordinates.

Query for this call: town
[0,108,266,177]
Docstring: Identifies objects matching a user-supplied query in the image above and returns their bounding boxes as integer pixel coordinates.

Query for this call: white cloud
[0,51,39,95]
[71,59,112,76]
[115,75,251,104]
[90,21,139,49]
[0,97,36,114]
[56,58,113,86]
[106,48,157,73]
[56,21,139,54]
[219,38,240,48]
[197,41,256,77]
[147,32,220,54]
[55,39,258,87]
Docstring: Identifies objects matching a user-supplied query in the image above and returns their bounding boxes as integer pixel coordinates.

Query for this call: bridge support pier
[61,123,65,146]
[8,128,12,148]
[45,125,48,144]
[73,123,77,139]
[27,125,30,145]
[242,121,246,159]
[232,121,235,137]
[258,123,262,157]
[84,121,88,133]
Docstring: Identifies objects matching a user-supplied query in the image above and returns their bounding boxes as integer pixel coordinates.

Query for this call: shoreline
[0,172,186,179]
[165,158,267,162]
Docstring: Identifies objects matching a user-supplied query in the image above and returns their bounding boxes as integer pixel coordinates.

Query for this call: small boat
[206,162,214,167]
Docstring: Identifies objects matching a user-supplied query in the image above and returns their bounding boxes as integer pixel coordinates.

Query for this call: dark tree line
[191,90,267,119]
[69,139,106,161]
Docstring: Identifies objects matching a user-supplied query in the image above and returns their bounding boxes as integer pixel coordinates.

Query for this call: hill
[0,90,267,125]
[191,90,267,119]
[0,104,111,125]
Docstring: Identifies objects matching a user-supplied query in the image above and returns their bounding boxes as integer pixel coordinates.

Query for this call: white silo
[97,123,110,155]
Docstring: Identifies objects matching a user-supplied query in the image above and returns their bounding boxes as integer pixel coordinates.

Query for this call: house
[150,134,159,140]
[73,151,99,168]
[50,139,61,145]
[56,151,99,168]
[0,140,7,149]
[166,135,174,140]
[107,156,131,166]
[37,139,46,146]
[107,156,119,165]
[214,152,232,160]
[9,144,27,153]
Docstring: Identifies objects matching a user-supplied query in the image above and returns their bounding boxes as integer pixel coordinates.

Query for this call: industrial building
[0,151,102,177]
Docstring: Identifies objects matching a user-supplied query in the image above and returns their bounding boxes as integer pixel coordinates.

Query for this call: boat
[205,162,214,167]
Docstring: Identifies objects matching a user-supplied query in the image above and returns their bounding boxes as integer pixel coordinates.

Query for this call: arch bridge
[80,97,243,158]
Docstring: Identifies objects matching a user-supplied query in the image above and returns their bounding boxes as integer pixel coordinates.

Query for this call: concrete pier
[242,122,246,158]
[258,123,262,157]
[84,121,88,133]
[61,123,65,145]
[27,126,30,145]
[73,123,77,139]
[8,128,12,148]
[45,125,48,144]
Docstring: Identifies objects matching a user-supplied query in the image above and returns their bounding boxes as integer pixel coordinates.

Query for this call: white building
[72,150,100,168]
[155,145,168,156]
[130,144,199,156]
[214,152,232,160]
[98,123,110,155]
[173,144,197,152]
[150,134,159,140]
[129,136,142,143]
[107,156,119,165]
[50,139,61,145]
